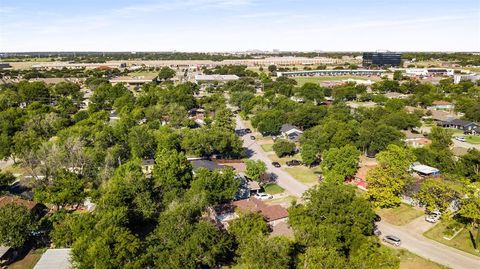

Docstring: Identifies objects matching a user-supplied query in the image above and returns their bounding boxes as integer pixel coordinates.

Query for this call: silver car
[383,235,401,246]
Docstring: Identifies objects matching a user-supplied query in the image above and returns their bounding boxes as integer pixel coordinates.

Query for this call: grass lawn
[376,204,424,226]
[266,195,297,207]
[392,248,451,269]
[268,154,321,185]
[284,166,322,185]
[260,144,274,152]
[264,183,285,195]
[424,221,480,257]
[8,249,45,269]
[294,76,353,86]
[128,71,158,77]
[466,136,480,144]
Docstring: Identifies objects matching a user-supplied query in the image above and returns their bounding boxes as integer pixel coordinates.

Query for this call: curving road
[236,115,480,269]
[378,219,480,269]
[235,116,309,197]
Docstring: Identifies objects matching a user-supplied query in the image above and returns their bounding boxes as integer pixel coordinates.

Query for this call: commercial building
[454,74,480,84]
[363,52,401,67]
[109,75,157,86]
[194,74,239,83]
[277,69,385,77]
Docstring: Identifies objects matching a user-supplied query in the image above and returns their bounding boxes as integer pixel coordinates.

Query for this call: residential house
[431,100,454,111]
[211,197,288,229]
[141,159,155,176]
[438,119,479,134]
[410,162,440,177]
[280,124,303,141]
[190,159,228,174]
[0,196,46,215]
[234,175,261,200]
[402,130,431,148]
[351,165,376,191]
[33,248,72,269]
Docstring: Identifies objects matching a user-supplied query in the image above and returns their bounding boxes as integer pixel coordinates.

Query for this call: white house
[280,124,303,141]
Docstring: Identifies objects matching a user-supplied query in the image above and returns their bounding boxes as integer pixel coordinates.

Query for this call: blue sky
[0,0,479,52]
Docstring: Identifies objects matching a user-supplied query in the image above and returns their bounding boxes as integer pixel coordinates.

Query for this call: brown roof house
[0,196,46,216]
[402,130,432,148]
[210,198,289,229]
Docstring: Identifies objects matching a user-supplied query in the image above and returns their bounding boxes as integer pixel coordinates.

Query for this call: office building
[363,52,401,67]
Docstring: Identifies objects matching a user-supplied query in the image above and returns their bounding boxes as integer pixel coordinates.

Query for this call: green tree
[190,168,239,205]
[272,139,296,157]
[100,161,159,221]
[268,65,277,73]
[34,170,85,210]
[72,225,143,269]
[158,66,176,81]
[245,159,267,182]
[289,183,375,250]
[229,213,269,245]
[297,83,324,102]
[458,182,480,228]
[301,143,320,166]
[429,126,453,150]
[415,178,460,213]
[153,149,193,203]
[393,70,403,81]
[0,172,15,190]
[297,246,348,269]
[234,236,292,269]
[365,145,415,207]
[348,237,400,269]
[0,204,33,247]
[458,149,480,182]
[321,145,361,183]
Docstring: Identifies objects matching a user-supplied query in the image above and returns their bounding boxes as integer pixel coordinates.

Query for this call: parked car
[250,135,256,140]
[286,160,301,166]
[272,162,281,168]
[382,235,401,246]
[255,193,273,200]
[455,136,466,142]
[425,211,441,223]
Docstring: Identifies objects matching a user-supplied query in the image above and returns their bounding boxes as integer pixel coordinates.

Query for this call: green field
[466,136,480,144]
[264,183,285,195]
[392,248,451,269]
[260,144,274,152]
[424,221,480,257]
[293,76,354,86]
[376,204,424,226]
[128,71,158,77]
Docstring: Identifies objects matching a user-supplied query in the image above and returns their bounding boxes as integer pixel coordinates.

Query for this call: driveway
[235,115,480,268]
[452,138,480,150]
[378,218,480,269]
[235,116,309,197]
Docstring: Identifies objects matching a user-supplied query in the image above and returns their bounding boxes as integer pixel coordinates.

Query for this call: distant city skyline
[0,0,479,52]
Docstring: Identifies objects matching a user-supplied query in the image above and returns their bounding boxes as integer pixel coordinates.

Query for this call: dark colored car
[272,162,281,168]
[286,160,301,166]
